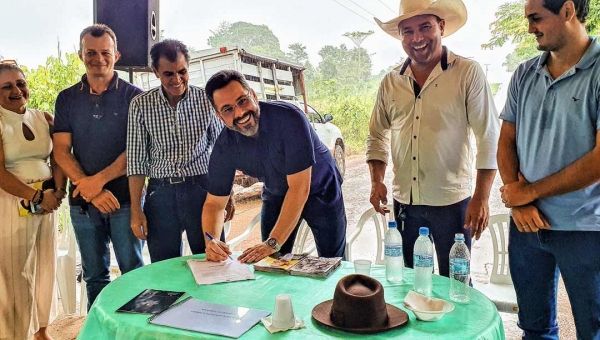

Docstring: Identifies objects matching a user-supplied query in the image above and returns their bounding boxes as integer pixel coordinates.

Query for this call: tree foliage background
[19,1,600,153]
[483,0,600,71]
[24,48,85,113]
[207,21,286,58]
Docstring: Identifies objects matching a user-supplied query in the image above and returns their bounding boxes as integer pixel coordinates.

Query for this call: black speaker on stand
[93,0,159,75]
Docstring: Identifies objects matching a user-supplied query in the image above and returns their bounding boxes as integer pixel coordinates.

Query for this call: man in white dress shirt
[367,0,500,277]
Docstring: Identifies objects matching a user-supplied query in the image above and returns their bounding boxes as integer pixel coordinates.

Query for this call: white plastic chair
[472,214,518,314]
[222,220,232,239]
[181,221,231,256]
[227,213,315,254]
[227,213,262,249]
[345,204,393,265]
[55,204,77,315]
[292,220,316,255]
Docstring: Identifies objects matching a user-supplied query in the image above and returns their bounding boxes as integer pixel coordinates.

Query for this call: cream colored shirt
[366,49,500,206]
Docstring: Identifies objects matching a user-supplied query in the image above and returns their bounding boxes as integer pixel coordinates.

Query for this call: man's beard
[228,109,260,137]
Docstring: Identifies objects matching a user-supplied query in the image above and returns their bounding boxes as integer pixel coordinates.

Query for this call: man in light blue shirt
[497,0,600,338]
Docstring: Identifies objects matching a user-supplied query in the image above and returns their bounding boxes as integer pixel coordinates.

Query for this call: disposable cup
[354,259,372,275]
[272,294,295,329]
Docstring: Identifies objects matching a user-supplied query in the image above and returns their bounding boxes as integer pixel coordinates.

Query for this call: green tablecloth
[78,256,505,339]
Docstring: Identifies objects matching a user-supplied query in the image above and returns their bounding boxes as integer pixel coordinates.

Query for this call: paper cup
[354,259,372,275]
[272,294,295,329]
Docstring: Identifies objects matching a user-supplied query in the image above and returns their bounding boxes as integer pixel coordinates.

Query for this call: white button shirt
[367,49,500,206]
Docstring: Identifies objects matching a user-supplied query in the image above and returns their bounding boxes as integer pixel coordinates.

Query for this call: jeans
[261,186,347,258]
[144,178,224,263]
[393,197,471,278]
[508,219,600,340]
[70,203,144,310]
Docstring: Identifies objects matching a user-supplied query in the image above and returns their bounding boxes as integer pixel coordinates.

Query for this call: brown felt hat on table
[312,274,409,334]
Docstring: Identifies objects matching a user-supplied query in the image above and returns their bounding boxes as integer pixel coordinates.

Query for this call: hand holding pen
[205,231,233,261]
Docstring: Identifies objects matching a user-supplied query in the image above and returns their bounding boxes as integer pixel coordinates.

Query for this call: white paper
[149,298,271,338]
[187,258,254,285]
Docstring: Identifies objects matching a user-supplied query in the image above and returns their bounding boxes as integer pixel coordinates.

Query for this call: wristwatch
[265,237,281,252]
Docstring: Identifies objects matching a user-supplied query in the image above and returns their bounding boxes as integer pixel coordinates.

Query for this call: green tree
[285,43,316,79]
[317,44,372,86]
[207,21,285,58]
[307,79,379,153]
[286,43,309,64]
[342,31,374,48]
[23,49,85,113]
[483,0,600,71]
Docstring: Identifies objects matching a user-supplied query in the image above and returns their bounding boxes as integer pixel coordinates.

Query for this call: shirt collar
[79,71,120,92]
[0,104,26,116]
[575,36,599,70]
[156,84,191,106]
[258,101,269,133]
[536,36,600,71]
[399,46,453,76]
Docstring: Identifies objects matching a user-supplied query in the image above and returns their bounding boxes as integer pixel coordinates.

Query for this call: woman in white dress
[0,62,66,340]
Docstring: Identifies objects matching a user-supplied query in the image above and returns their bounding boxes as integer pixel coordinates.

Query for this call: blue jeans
[70,203,144,310]
[261,186,347,258]
[509,219,600,340]
[144,178,224,263]
[393,198,471,278]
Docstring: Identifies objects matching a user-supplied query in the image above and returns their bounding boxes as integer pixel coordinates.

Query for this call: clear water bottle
[385,221,403,282]
[449,233,471,303]
[413,227,433,296]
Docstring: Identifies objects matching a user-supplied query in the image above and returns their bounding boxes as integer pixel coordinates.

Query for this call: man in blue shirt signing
[202,70,346,263]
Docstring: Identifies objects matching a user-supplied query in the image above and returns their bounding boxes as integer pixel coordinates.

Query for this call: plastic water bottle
[449,233,471,303]
[413,227,434,296]
[384,221,403,282]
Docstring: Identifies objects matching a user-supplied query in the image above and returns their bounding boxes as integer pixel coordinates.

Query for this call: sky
[0,0,518,84]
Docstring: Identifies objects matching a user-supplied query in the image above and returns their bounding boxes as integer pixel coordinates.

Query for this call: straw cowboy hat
[375,0,468,40]
[312,274,408,334]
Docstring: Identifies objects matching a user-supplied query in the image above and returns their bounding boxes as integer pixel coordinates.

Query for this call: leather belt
[148,175,206,185]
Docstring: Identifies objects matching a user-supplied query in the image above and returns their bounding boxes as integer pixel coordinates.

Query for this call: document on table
[187,258,255,285]
[148,297,271,338]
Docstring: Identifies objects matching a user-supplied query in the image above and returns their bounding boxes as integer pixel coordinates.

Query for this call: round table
[78,255,505,339]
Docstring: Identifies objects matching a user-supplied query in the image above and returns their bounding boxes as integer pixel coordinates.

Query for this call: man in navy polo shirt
[498,0,600,338]
[53,24,144,309]
[201,70,346,263]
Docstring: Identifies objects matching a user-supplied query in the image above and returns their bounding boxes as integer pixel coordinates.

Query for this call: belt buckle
[169,176,185,184]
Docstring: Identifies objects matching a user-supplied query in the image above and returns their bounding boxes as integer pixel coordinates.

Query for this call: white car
[291,102,345,178]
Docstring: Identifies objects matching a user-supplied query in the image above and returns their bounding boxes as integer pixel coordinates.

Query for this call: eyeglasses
[219,91,253,118]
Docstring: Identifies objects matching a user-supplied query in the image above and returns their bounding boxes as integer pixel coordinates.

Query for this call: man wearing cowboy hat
[367,0,500,279]
[497,0,600,338]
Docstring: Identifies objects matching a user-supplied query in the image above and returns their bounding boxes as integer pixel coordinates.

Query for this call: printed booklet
[116,289,185,314]
[254,254,342,278]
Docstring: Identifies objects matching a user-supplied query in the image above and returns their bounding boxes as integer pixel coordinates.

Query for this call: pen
[205,231,233,260]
